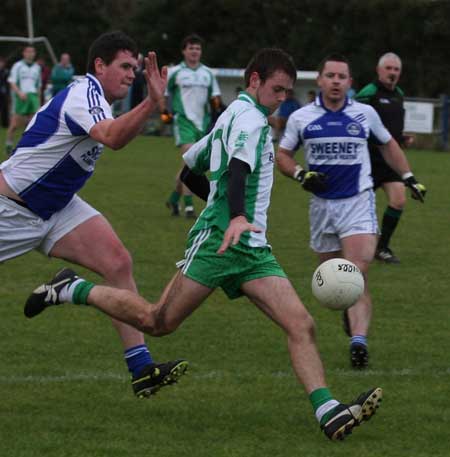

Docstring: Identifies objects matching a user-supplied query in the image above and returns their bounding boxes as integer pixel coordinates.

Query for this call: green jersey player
[162,34,222,218]
[5,46,41,155]
[26,48,382,442]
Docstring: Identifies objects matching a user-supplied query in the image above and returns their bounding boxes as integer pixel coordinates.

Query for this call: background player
[162,34,222,218]
[0,31,186,397]
[356,52,414,264]
[26,48,382,442]
[5,46,41,156]
[276,54,426,369]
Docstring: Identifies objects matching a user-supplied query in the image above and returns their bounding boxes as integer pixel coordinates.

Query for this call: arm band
[401,171,413,180]
[228,158,250,219]
[293,164,304,180]
[180,165,210,201]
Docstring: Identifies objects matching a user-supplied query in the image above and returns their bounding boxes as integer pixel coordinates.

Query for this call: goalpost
[0,0,57,64]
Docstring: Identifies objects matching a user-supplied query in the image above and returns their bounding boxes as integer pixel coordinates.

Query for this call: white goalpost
[0,0,57,64]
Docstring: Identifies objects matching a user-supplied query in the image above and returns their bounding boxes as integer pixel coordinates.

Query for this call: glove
[403,174,426,202]
[294,167,328,193]
[160,110,173,124]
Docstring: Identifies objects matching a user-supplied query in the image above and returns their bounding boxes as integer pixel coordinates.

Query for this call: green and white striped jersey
[8,60,41,93]
[166,62,221,132]
[183,92,275,248]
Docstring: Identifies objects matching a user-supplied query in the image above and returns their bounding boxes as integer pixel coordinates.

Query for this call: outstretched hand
[143,51,168,106]
[217,216,262,254]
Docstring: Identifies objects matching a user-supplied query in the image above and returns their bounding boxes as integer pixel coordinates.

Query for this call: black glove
[403,174,426,202]
[294,168,328,193]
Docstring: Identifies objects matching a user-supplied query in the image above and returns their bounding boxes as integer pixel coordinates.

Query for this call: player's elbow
[103,138,126,150]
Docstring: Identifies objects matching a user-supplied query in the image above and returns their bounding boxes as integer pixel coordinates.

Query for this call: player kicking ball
[25,48,382,441]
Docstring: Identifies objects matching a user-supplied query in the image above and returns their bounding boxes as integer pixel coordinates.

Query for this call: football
[311,258,364,310]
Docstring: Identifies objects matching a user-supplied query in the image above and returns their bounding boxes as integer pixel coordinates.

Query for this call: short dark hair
[87,31,138,74]
[244,48,297,87]
[181,34,203,50]
[317,53,352,75]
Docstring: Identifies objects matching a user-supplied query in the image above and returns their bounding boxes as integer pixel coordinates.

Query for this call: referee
[355,52,414,264]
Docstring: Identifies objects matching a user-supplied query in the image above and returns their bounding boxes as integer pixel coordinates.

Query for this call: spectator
[0,57,9,127]
[129,53,145,109]
[37,57,51,104]
[50,52,75,97]
[306,90,316,103]
[276,88,301,135]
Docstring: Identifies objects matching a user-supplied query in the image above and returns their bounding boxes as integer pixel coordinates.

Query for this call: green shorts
[14,93,39,116]
[173,114,206,146]
[178,227,287,299]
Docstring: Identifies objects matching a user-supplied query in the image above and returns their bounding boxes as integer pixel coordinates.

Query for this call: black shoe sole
[134,360,189,398]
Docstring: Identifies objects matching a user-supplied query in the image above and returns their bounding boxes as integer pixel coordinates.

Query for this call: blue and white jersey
[0,74,113,220]
[279,95,392,199]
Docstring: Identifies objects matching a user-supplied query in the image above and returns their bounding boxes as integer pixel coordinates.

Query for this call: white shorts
[309,190,378,253]
[0,194,99,262]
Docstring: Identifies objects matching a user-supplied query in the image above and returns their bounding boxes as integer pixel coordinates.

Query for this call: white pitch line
[0,367,449,384]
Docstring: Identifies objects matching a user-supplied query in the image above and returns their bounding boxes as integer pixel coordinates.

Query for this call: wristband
[293,165,303,180]
[402,172,413,180]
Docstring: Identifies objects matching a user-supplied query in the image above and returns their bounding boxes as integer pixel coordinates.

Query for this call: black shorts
[371,157,402,189]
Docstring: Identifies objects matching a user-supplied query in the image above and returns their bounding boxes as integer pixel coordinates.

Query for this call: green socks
[72,281,95,305]
[183,195,193,207]
[310,387,340,424]
[169,191,180,205]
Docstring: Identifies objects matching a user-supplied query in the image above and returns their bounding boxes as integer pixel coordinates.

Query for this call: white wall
[212,69,319,106]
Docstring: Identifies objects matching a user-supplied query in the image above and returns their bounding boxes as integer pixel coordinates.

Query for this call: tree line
[1,0,448,97]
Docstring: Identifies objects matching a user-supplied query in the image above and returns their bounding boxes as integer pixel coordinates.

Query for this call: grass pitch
[0,132,449,456]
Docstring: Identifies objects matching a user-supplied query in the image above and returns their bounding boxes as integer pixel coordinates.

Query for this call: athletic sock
[59,279,95,304]
[378,206,403,249]
[169,191,180,205]
[183,195,193,207]
[58,279,84,303]
[310,387,340,424]
[351,335,367,347]
[72,281,95,304]
[124,344,153,377]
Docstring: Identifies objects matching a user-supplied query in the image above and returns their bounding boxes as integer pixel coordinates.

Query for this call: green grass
[0,131,449,456]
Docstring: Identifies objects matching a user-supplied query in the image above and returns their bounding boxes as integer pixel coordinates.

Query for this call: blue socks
[351,335,367,347]
[124,344,153,377]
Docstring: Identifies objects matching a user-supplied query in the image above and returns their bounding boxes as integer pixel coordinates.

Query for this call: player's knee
[300,312,316,339]
[145,306,180,337]
[389,190,407,209]
[287,309,316,342]
[389,195,406,211]
[103,247,133,281]
[135,311,156,335]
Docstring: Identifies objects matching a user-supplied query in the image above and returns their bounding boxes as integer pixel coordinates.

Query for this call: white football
[311,259,364,310]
